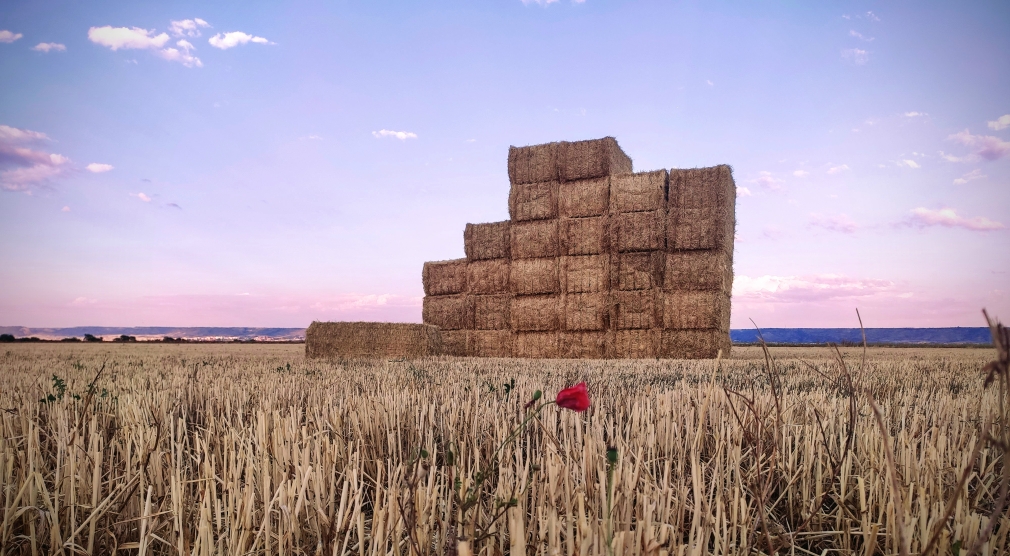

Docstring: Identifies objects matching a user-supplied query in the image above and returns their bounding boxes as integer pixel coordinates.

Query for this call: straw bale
[662,291,731,330]
[557,137,633,182]
[510,295,561,331]
[611,210,664,252]
[663,250,733,292]
[474,294,510,330]
[510,258,559,295]
[615,252,663,291]
[614,329,659,359]
[469,330,513,358]
[559,177,610,217]
[440,330,469,357]
[468,259,510,295]
[614,290,658,330]
[610,170,668,213]
[669,165,735,209]
[305,321,443,358]
[563,255,609,293]
[561,332,608,359]
[660,329,731,359]
[561,216,607,255]
[509,181,559,222]
[422,294,474,331]
[668,206,735,253]
[464,221,511,261]
[513,332,560,358]
[510,220,559,259]
[564,293,609,331]
[508,143,559,185]
[422,258,468,296]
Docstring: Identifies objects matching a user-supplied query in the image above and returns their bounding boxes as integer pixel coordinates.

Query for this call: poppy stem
[489,401,556,467]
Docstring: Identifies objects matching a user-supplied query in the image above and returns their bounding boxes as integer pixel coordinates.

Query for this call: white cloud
[904,111,926,118]
[827,164,850,174]
[706,80,714,86]
[849,30,874,41]
[157,40,202,67]
[0,30,23,43]
[792,169,809,178]
[0,124,70,192]
[748,171,783,191]
[866,11,881,22]
[988,114,1010,131]
[736,187,752,197]
[133,192,152,202]
[209,31,272,49]
[908,207,1004,231]
[841,48,869,65]
[32,43,66,53]
[0,125,48,142]
[169,18,210,37]
[948,129,1010,161]
[897,159,920,169]
[809,213,859,234]
[733,274,894,303]
[372,129,418,140]
[521,0,561,5]
[953,169,986,185]
[88,26,170,50]
[938,150,975,163]
[86,163,114,173]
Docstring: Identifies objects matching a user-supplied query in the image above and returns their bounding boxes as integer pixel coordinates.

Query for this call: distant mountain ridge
[0,326,306,341]
[730,327,991,345]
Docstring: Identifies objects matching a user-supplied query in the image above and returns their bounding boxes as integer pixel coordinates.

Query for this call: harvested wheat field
[1,340,1008,555]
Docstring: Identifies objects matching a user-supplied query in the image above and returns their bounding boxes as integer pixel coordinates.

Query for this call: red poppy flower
[555,382,590,412]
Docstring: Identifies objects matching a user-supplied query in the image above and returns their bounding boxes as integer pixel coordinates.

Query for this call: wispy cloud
[733,274,894,303]
[0,30,22,43]
[132,192,152,202]
[750,171,783,191]
[907,207,1004,231]
[904,111,927,118]
[793,170,809,178]
[809,213,859,234]
[841,48,869,65]
[32,42,66,53]
[61,206,70,212]
[89,25,203,67]
[849,30,874,41]
[521,0,561,5]
[736,187,752,197]
[896,159,920,169]
[948,129,1010,161]
[827,164,850,174]
[169,18,210,38]
[0,124,71,191]
[86,163,114,173]
[208,31,273,49]
[953,169,986,185]
[988,114,1010,131]
[938,150,974,163]
[372,129,418,140]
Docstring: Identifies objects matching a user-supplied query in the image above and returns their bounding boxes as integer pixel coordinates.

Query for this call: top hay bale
[422,258,468,296]
[305,321,443,358]
[508,137,633,185]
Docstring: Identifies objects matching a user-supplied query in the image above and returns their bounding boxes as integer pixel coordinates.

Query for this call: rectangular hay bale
[660,329,731,359]
[662,291,731,330]
[422,294,474,331]
[663,250,733,292]
[305,322,444,358]
[510,295,561,331]
[563,255,609,293]
[611,210,665,252]
[468,259,510,294]
[614,290,658,330]
[561,332,608,359]
[559,177,610,217]
[564,292,609,331]
[422,258,468,296]
[614,329,659,359]
[610,170,668,213]
[669,165,736,209]
[561,216,607,255]
[440,330,469,357]
[667,206,735,253]
[557,137,633,182]
[469,330,513,358]
[615,252,664,291]
[510,220,559,259]
[510,258,559,295]
[509,181,559,222]
[513,331,560,358]
[508,143,559,185]
[465,221,510,261]
[474,294,510,330]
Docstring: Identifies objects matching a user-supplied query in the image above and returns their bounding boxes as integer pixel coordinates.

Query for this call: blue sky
[1,0,1008,328]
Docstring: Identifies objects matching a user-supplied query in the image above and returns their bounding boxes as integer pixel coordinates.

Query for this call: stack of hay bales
[422,137,735,358]
[305,322,443,358]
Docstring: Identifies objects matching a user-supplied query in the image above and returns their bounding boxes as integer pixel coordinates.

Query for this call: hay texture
[561,216,608,255]
[615,252,663,291]
[660,329,731,359]
[561,332,608,359]
[663,291,731,330]
[611,210,665,252]
[422,259,467,296]
[564,293,609,331]
[509,181,558,222]
[668,206,735,253]
[558,137,633,182]
[440,330,469,357]
[469,330,513,358]
[668,165,735,254]
[614,290,658,330]
[510,295,561,331]
[467,259,510,294]
[513,332,560,358]
[422,295,474,331]
[508,143,559,185]
[510,220,559,259]
[563,255,610,293]
[669,165,735,209]
[664,251,733,292]
[473,294,510,330]
[559,177,610,217]
[614,330,659,359]
[464,221,510,261]
[510,258,559,295]
[610,170,668,213]
[305,321,443,358]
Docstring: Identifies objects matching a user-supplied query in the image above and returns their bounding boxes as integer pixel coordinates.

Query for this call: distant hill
[729,327,991,345]
[0,326,306,341]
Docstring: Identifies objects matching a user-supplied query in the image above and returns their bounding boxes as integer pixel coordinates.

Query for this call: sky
[1,0,1008,329]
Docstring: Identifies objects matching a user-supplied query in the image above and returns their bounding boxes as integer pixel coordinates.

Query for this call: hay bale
[663,250,733,292]
[513,332,560,358]
[563,255,609,293]
[615,252,663,291]
[469,330,513,358]
[561,216,608,255]
[508,143,559,185]
[509,181,559,222]
[610,170,668,213]
[422,259,468,296]
[614,290,658,330]
[464,221,510,261]
[422,294,474,330]
[468,259,510,295]
[510,295,561,331]
[440,330,469,356]
[660,329,731,359]
[611,210,664,252]
[662,291,731,330]
[559,177,610,217]
[668,206,735,253]
[474,294,510,330]
[614,329,659,359]
[510,220,559,259]
[564,292,608,331]
[561,332,608,359]
[510,258,559,295]
[305,321,443,358]
[557,137,633,182]
[669,165,735,209]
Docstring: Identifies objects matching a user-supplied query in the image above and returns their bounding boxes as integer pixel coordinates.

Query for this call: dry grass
[1,342,1007,555]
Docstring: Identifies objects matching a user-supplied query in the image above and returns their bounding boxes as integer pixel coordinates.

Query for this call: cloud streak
[907,207,1004,231]
[841,48,868,65]
[89,24,203,67]
[372,129,418,140]
[86,163,114,173]
[32,43,66,53]
[989,114,1010,131]
[209,31,273,49]
[948,129,1010,161]
[0,124,70,192]
[809,213,859,234]
[733,274,894,304]
[0,30,22,43]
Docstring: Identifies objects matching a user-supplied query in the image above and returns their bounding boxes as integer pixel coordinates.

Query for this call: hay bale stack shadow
[305,322,444,358]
